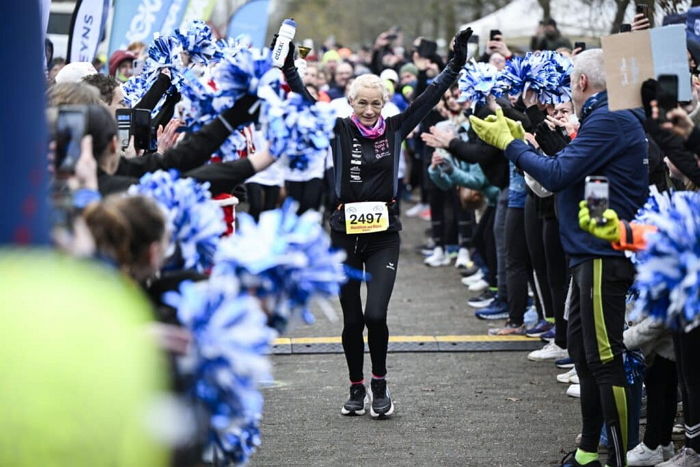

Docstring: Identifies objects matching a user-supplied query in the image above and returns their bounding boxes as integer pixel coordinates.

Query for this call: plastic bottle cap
[283,18,296,28]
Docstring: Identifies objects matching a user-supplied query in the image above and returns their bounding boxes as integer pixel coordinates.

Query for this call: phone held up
[115,108,152,151]
[585,176,609,225]
[489,29,502,41]
[55,105,87,175]
[574,42,586,52]
[657,74,679,112]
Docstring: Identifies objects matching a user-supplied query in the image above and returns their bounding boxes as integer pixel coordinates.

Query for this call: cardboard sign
[602,24,691,111]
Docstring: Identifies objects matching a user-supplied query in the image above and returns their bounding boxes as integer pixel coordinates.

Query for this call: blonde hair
[47,82,102,107]
[348,73,388,102]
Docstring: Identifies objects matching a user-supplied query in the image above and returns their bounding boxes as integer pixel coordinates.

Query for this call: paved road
[251,209,581,466]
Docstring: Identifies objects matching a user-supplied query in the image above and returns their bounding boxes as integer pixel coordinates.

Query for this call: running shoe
[459,262,480,277]
[525,319,554,338]
[627,442,667,466]
[418,207,431,221]
[555,357,575,369]
[424,247,451,267]
[560,450,602,467]
[454,248,471,269]
[566,384,581,398]
[657,447,700,466]
[540,328,556,341]
[341,384,368,416]
[406,203,428,217]
[461,270,484,287]
[527,341,568,361]
[468,279,489,293]
[467,290,496,308]
[474,300,509,320]
[369,378,394,418]
[488,321,526,336]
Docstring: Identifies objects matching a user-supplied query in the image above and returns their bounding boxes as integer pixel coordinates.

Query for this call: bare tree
[538,0,552,19]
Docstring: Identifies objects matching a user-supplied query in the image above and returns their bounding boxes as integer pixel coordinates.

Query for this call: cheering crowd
[4,2,700,465]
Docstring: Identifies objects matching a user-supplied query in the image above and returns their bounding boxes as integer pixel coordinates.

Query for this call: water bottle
[272,18,297,68]
[523,306,538,328]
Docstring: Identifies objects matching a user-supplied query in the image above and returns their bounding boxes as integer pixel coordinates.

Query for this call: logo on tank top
[374,138,390,159]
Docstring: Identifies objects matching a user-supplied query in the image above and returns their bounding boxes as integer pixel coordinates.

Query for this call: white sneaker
[467,278,489,292]
[627,442,664,466]
[406,203,427,217]
[455,248,471,269]
[556,368,577,384]
[657,447,700,467]
[461,270,484,287]
[662,442,676,461]
[527,342,569,362]
[424,247,451,267]
[570,373,579,384]
[566,384,580,398]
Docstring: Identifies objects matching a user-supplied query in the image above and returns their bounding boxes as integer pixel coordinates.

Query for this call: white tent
[462,0,643,46]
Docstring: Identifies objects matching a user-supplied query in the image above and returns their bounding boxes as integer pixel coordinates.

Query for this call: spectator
[534,18,572,51]
[109,50,137,82]
[54,62,98,84]
[328,61,354,100]
[82,74,125,112]
[48,58,66,84]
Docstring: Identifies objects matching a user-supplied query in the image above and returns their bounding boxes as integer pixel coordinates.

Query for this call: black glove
[221,94,261,129]
[448,27,473,71]
[270,33,296,70]
[534,122,569,156]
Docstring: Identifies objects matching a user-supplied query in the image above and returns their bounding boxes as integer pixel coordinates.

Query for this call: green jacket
[428,153,500,206]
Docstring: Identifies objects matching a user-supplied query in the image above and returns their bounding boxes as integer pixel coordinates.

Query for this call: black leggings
[429,185,458,248]
[458,205,475,249]
[524,194,551,321]
[505,207,536,325]
[285,178,323,214]
[245,183,279,221]
[473,206,497,286]
[331,230,400,383]
[674,326,700,451]
[643,355,678,449]
[543,216,569,349]
[567,257,635,467]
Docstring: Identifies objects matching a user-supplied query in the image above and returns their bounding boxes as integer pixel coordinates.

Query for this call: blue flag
[227,0,271,49]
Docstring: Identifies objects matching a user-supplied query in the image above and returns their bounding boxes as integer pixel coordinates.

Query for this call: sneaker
[418,207,431,221]
[556,357,575,369]
[341,383,368,416]
[557,368,577,384]
[657,447,700,466]
[525,319,554,338]
[468,278,490,292]
[445,245,459,260]
[540,328,556,342]
[627,442,665,466]
[488,321,526,336]
[467,290,496,308]
[461,270,484,287]
[406,203,427,217]
[455,248,471,269]
[527,341,568,361]
[459,262,480,277]
[560,450,602,467]
[663,443,676,460]
[424,247,451,267]
[566,384,581,398]
[369,378,394,418]
[475,300,509,320]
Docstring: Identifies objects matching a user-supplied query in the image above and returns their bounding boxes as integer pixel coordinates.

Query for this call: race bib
[344,202,389,234]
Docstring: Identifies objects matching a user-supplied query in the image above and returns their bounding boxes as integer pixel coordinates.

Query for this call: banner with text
[67,0,110,63]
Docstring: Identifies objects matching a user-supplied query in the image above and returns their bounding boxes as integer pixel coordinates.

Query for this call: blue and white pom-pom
[497,51,572,104]
[212,200,347,332]
[623,349,645,385]
[129,170,226,272]
[261,92,337,171]
[457,60,503,104]
[164,278,276,465]
[631,191,700,332]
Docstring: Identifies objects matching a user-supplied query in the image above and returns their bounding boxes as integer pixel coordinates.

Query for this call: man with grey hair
[470,49,649,467]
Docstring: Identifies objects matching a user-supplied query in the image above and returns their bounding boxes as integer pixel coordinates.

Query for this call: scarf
[350,115,386,139]
[580,91,608,122]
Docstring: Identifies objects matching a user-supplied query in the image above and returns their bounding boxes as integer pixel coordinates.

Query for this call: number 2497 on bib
[344,202,389,234]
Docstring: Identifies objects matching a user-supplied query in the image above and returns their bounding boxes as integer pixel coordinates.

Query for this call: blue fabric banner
[227,0,271,48]
[108,0,176,55]
[67,0,111,63]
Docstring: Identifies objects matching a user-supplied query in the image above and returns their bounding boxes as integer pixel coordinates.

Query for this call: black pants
[543,216,569,348]
[473,205,497,287]
[643,355,678,449]
[331,230,400,383]
[524,194,551,321]
[674,326,700,451]
[505,207,536,325]
[246,183,279,221]
[429,185,458,248]
[285,178,323,214]
[567,257,635,467]
[458,205,475,249]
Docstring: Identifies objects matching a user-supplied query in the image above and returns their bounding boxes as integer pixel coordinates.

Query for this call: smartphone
[636,3,648,16]
[55,106,87,173]
[116,108,132,150]
[584,176,609,224]
[490,29,502,41]
[132,108,151,151]
[386,33,398,41]
[620,23,632,33]
[417,38,438,58]
[657,74,679,111]
[574,41,586,51]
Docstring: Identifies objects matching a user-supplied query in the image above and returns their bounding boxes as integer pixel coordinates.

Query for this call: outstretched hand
[470,108,522,150]
[451,27,473,69]
[578,200,621,242]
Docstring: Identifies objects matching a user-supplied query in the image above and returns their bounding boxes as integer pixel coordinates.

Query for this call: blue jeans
[493,188,508,299]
